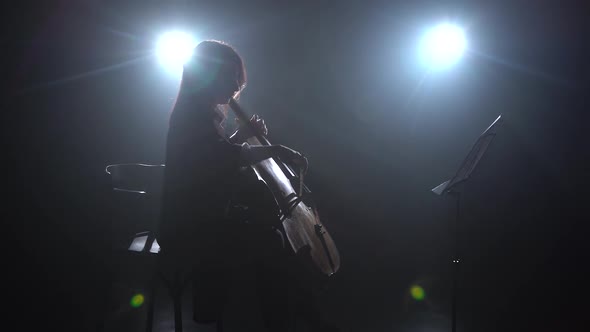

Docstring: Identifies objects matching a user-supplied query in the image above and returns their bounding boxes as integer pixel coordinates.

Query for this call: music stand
[431,114,503,332]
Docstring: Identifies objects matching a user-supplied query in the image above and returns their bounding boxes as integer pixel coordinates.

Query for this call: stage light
[418,23,466,70]
[156,31,197,73]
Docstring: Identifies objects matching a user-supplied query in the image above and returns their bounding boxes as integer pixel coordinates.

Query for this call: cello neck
[228,97,299,180]
[228,98,272,146]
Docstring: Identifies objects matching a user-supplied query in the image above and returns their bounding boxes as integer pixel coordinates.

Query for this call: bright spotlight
[418,23,467,70]
[156,31,197,73]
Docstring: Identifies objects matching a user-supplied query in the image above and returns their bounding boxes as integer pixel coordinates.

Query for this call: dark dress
[158,97,292,328]
[159,98,243,260]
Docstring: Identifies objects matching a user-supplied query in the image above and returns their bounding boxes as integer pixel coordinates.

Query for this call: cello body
[229,99,340,276]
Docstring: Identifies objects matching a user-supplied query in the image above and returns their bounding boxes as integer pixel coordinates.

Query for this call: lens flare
[130,293,145,308]
[410,285,425,301]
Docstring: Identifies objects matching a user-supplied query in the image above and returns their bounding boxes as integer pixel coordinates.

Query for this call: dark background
[4,0,589,331]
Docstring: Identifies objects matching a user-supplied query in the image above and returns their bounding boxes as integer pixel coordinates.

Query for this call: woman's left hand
[231,114,268,143]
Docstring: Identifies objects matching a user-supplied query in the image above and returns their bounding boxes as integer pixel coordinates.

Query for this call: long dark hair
[175,40,247,105]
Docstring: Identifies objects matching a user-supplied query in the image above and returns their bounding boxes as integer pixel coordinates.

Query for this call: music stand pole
[431,114,503,332]
[449,190,460,332]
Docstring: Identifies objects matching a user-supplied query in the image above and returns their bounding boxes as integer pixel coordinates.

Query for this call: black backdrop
[5,0,589,331]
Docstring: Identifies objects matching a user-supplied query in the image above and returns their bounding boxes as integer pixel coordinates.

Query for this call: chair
[103,163,192,332]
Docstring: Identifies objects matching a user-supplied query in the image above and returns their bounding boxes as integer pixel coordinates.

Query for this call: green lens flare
[130,294,145,308]
[410,285,425,301]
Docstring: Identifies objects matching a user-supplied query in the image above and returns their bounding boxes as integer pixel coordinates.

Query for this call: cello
[228,98,340,277]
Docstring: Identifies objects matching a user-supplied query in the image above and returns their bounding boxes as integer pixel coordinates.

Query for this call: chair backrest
[105,163,166,195]
[105,163,166,253]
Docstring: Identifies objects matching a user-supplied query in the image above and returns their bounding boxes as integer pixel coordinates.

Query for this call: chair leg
[166,270,188,332]
[173,291,183,332]
[146,281,157,332]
